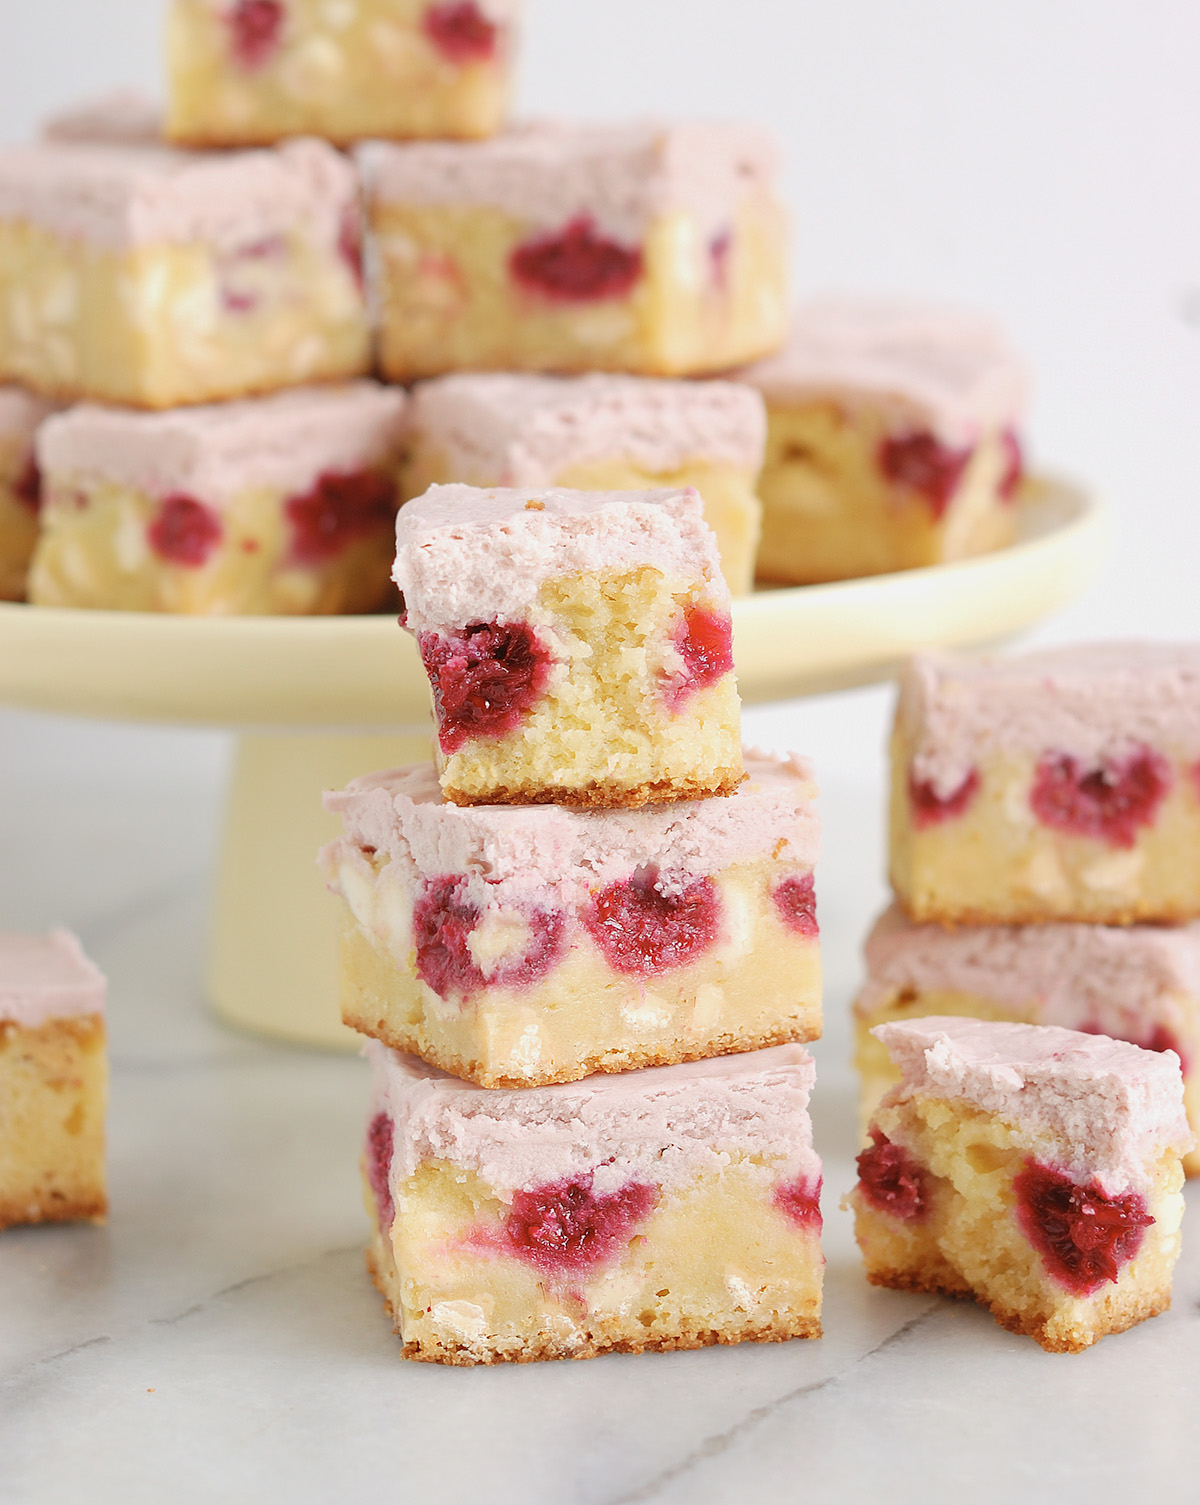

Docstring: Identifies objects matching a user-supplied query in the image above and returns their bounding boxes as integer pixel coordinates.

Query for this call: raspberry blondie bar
[891,644,1200,924]
[394,484,742,807]
[30,383,407,614]
[0,139,368,407]
[359,121,788,380]
[166,0,520,146]
[0,385,56,600]
[855,904,1200,1173]
[745,298,1027,583]
[404,373,765,594]
[850,1017,1190,1352]
[0,931,107,1230]
[322,752,820,1087]
[364,1041,823,1363]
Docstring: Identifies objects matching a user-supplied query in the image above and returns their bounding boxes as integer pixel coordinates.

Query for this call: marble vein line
[149,1242,363,1327]
[605,1304,940,1505]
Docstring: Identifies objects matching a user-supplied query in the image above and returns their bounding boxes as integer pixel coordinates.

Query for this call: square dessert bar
[321,752,820,1087]
[394,484,742,807]
[166,0,521,147]
[855,904,1200,1174]
[358,121,789,380]
[891,644,1200,925]
[363,1041,823,1363]
[849,1018,1190,1353]
[744,298,1027,584]
[0,931,107,1230]
[29,383,407,615]
[404,373,766,595]
[0,139,369,407]
[0,385,56,601]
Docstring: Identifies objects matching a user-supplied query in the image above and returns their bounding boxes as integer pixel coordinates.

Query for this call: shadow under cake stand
[0,476,1107,1048]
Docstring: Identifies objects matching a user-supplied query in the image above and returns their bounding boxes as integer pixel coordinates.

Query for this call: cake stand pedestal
[0,476,1107,1048]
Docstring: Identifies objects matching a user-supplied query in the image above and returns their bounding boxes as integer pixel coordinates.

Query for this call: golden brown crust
[342,1005,818,1089]
[401,1315,822,1365]
[11,358,370,413]
[441,768,746,811]
[865,1266,1171,1354]
[890,885,1200,929]
[0,1190,107,1231]
[368,1249,819,1364]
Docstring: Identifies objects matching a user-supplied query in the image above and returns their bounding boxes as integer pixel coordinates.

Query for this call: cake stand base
[209,729,431,1050]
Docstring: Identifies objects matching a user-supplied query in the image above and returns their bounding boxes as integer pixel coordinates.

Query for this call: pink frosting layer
[393,483,727,634]
[367,1039,818,1197]
[861,902,1200,1038]
[0,138,355,252]
[38,383,407,506]
[899,642,1200,797]
[410,373,766,484]
[41,91,164,146]
[323,750,818,907]
[0,385,57,444]
[0,930,106,1027]
[358,120,781,242]
[875,1016,1192,1192]
[742,296,1027,443]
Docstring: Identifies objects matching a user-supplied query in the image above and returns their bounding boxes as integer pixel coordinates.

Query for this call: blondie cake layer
[363,1041,823,1363]
[404,372,765,594]
[167,0,521,146]
[0,139,368,407]
[0,385,56,600]
[359,121,788,379]
[30,383,407,614]
[394,484,742,807]
[322,753,820,1086]
[891,644,1200,924]
[849,1017,1190,1352]
[855,904,1200,1173]
[745,298,1027,583]
[0,930,108,1230]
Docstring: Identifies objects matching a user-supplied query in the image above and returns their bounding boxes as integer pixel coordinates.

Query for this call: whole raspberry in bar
[1029,746,1170,849]
[366,1112,395,1232]
[772,874,818,937]
[510,216,644,304]
[855,1130,930,1222]
[664,606,734,709]
[1014,1162,1154,1296]
[504,1174,657,1277]
[585,871,720,976]
[147,494,223,567]
[418,621,553,754]
[412,876,564,1000]
[285,468,395,565]
[423,1,498,64]
[908,767,979,828]
[878,430,972,520]
[12,455,40,512]
[337,206,365,292]
[227,0,285,71]
[998,429,1024,501]
[773,1173,823,1230]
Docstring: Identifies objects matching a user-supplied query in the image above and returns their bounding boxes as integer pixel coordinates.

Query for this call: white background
[2,5,1200,1501]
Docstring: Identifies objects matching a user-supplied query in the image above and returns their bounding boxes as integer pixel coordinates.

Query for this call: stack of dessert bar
[846,643,1198,1350]
[321,483,827,1364]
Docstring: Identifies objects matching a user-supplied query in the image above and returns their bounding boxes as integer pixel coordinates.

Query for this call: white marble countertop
[3,693,1200,1505]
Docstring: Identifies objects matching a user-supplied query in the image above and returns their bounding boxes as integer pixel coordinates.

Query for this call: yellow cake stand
[0,475,1108,1047]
